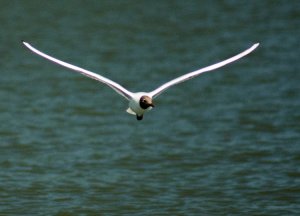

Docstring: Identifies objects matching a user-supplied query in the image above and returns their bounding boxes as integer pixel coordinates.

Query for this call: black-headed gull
[22,41,259,120]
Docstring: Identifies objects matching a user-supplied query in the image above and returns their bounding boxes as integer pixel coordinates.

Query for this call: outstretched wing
[22,41,134,100]
[149,43,259,98]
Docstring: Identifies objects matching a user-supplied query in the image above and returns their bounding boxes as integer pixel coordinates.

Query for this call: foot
[136,115,143,120]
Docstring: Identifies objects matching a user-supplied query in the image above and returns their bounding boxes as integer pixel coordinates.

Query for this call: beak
[149,100,155,107]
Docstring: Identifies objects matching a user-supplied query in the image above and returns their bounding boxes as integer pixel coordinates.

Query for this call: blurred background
[0,0,299,215]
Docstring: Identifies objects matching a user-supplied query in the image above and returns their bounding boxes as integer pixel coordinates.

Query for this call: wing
[22,41,134,100]
[149,43,259,98]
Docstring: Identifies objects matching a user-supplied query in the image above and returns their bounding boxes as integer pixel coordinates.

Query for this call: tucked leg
[136,115,143,120]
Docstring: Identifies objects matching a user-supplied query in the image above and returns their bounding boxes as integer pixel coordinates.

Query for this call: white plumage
[22,41,259,120]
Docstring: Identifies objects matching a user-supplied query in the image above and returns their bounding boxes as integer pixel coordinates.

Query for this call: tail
[126,108,136,115]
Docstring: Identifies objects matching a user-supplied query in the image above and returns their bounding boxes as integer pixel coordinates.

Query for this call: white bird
[22,41,259,120]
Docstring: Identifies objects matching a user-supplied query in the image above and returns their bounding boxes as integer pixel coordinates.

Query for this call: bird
[22,41,259,120]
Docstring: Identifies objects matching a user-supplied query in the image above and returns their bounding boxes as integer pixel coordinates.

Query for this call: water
[1,0,299,215]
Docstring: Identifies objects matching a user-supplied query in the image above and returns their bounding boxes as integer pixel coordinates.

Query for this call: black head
[139,95,155,109]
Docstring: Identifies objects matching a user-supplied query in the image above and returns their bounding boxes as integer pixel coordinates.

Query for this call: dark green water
[1,1,299,215]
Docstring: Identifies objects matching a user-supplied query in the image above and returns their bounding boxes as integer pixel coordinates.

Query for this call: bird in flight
[22,41,259,120]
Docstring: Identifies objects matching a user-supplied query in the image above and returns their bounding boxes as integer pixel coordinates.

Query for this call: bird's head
[139,95,155,109]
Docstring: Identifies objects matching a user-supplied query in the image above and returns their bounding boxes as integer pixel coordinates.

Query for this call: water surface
[0,1,299,215]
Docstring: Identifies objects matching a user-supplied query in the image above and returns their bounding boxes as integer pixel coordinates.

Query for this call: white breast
[127,92,152,116]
